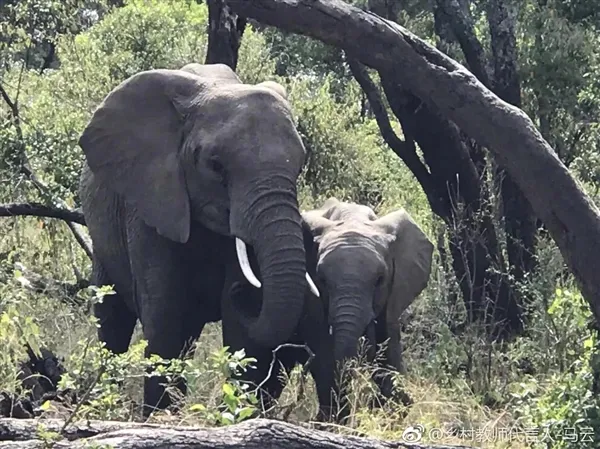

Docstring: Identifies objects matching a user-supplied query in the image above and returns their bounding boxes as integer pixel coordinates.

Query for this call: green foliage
[518,0,600,173]
[292,75,430,226]
[187,347,258,425]
[0,0,106,74]
[510,289,600,448]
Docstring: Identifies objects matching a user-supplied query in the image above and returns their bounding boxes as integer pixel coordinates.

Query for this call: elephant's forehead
[317,226,393,259]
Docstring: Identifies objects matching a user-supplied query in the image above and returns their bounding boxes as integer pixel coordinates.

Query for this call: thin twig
[280,345,315,421]
[255,344,313,394]
[60,366,105,435]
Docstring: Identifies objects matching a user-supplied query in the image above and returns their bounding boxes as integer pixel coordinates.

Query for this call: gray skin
[78,63,317,416]
[221,198,434,421]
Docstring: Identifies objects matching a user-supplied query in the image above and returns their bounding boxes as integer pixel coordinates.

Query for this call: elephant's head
[78,63,318,347]
[302,198,433,362]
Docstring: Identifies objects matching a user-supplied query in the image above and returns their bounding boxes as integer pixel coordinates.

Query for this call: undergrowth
[1,215,599,449]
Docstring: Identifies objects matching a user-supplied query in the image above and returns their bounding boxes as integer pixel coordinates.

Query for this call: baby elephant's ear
[256,81,288,100]
[375,209,434,319]
[302,210,336,241]
[79,69,203,243]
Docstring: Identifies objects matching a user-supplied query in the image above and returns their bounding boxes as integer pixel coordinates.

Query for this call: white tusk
[235,238,261,288]
[306,273,320,297]
[329,326,333,336]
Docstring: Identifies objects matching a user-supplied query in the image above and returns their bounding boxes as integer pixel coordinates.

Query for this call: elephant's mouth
[235,237,320,297]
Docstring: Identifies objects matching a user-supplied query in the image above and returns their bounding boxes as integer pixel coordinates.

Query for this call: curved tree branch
[0,203,86,225]
[1,83,92,260]
[346,58,447,216]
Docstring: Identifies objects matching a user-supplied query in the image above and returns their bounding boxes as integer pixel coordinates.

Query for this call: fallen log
[0,418,474,448]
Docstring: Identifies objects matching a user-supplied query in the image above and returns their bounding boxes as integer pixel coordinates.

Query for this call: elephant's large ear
[375,209,434,319]
[302,210,336,243]
[301,210,336,272]
[79,69,203,243]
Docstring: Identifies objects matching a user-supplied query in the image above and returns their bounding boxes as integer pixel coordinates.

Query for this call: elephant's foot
[142,374,186,418]
[371,369,413,409]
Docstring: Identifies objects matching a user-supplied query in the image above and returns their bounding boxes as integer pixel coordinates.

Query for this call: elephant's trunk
[330,292,374,362]
[230,174,308,347]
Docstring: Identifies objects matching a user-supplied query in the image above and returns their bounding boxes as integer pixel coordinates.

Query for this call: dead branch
[13,262,89,303]
[0,203,86,225]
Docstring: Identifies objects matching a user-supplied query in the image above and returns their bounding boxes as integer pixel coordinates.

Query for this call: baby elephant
[221,198,434,420]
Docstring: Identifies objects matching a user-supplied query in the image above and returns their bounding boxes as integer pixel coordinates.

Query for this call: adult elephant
[78,63,319,416]
[222,198,434,420]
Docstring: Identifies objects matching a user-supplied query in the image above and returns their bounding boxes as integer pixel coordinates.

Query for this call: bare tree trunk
[0,418,474,449]
[205,0,246,71]
[486,0,537,285]
[226,0,600,327]
[380,79,518,335]
[353,3,520,336]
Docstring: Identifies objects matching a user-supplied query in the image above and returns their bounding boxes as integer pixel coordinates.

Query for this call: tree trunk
[0,418,475,449]
[205,0,246,71]
[486,0,537,285]
[380,79,518,335]
[434,0,533,334]
[225,0,600,327]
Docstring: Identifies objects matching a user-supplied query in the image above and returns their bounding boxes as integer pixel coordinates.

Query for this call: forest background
[1,1,600,448]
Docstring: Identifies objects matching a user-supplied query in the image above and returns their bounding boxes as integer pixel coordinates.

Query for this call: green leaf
[236,407,255,421]
[220,412,235,424]
[222,383,235,397]
[189,403,206,412]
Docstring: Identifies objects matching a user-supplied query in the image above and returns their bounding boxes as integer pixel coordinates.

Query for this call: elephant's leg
[372,317,411,406]
[311,353,336,422]
[296,313,336,422]
[92,258,136,354]
[127,220,199,416]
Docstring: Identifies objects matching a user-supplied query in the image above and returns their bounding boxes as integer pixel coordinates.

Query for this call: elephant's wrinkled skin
[78,63,318,416]
[221,198,434,420]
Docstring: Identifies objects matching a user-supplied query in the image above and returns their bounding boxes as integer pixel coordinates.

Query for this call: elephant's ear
[301,210,337,269]
[256,81,288,100]
[301,209,337,243]
[375,209,434,320]
[79,69,202,243]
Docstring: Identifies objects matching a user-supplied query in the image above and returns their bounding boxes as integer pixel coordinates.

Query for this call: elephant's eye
[375,274,384,288]
[208,157,227,184]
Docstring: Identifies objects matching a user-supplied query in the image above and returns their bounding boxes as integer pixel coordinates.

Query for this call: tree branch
[435,0,492,88]
[0,84,92,259]
[346,58,446,215]
[0,83,18,115]
[0,203,86,225]
[226,0,600,326]
[486,0,521,105]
